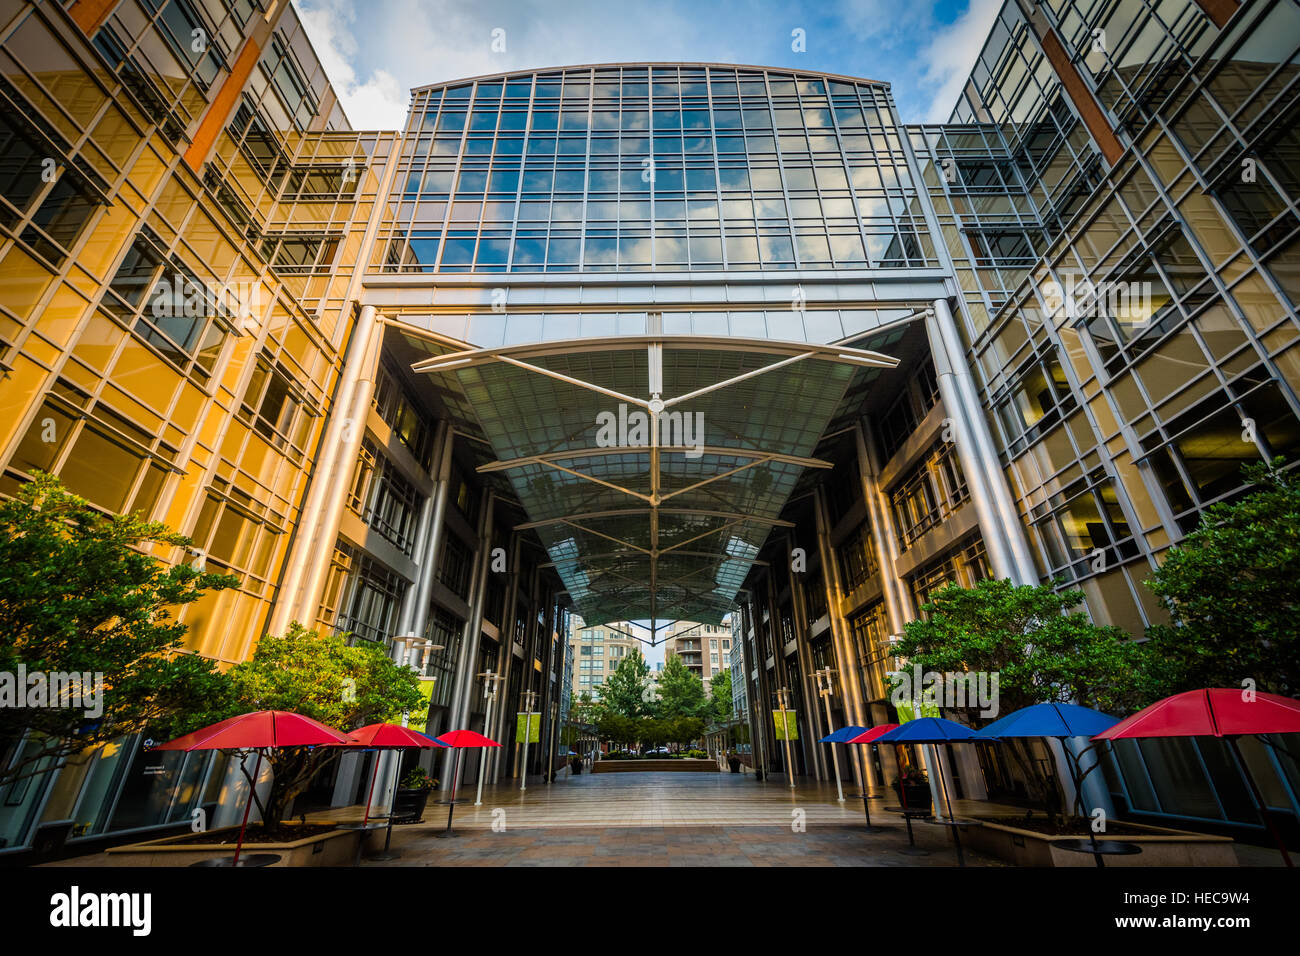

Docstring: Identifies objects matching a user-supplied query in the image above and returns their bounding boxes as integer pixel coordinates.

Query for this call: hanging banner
[894,698,941,723]
[516,712,541,743]
[406,678,437,733]
[772,709,798,741]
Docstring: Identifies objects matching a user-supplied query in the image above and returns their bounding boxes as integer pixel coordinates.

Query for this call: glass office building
[1,0,1298,854]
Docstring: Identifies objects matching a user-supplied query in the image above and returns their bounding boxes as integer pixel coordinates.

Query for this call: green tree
[1144,459,1300,695]
[224,623,425,828]
[595,649,652,718]
[709,670,733,721]
[895,578,1151,825]
[0,474,237,788]
[895,578,1150,719]
[667,716,705,751]
[658,655,708,718]
[595,712,636,750]
[639,716,669,751]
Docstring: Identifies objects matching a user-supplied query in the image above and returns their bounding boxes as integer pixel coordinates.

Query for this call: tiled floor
[424,769,885,828]
[368,823,999,866]
[360,770,1005,866]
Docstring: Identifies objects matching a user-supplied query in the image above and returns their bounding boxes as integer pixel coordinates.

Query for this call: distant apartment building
[662,620,732,683]
[569,616,641,701]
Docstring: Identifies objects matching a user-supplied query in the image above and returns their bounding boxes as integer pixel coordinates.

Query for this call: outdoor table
[189,853,281,867]
[883,806,932,856]
[338,820,389,865]
[919,817,982,867]
[1053,838,1143,867]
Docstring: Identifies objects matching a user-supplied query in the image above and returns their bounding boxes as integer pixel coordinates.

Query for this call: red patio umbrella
[1094,689,1300,867]
[325,723,448,860]
[151,710,349,865]
[434,729,501,837]
[846,723,900,745]
[330,724,448,826]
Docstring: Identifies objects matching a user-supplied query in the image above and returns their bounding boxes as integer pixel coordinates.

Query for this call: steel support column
[812,488,868,789]
[271,304,383,635]
[408,423,456,643]
[440,491,495,789]
[925,299,1037,584]
[785,535,827,781]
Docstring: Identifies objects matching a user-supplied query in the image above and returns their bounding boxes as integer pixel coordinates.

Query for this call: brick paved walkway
[361,770,1006,866]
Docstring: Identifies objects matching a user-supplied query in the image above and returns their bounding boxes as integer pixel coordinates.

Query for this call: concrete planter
[963,818,1237,867]
[593,758,718,773]
[105,825,365,867]
[392,788,432,823]
[897,784,934,816]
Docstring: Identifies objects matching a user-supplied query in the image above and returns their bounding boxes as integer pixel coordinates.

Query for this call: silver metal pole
[520,688,537,792]
[475,670,501,806]
[778,687,796,789]
[815,669,845,802]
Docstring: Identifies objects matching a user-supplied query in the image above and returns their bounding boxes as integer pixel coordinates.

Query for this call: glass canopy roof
[414,333,896,626]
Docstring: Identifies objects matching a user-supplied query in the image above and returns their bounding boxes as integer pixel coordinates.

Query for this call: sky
[292,0,1003,131]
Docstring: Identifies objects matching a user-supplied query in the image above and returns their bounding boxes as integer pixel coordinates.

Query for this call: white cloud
[918,0,1002,122]
[836,0,936,45]
[294,0,744,129]
[292,0,1001,128]
[294,0,409,129]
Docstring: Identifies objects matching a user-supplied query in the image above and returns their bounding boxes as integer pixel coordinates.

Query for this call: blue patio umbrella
[874,719,977,819]
[818,726,880,832]
[872,717,978,744]
[975,702,1119,740]
[818,726,871,743]
[874,718,981,863]
[975,702,1120,867]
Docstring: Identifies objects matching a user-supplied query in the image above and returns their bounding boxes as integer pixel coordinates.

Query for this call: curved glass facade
[375,65,938,274]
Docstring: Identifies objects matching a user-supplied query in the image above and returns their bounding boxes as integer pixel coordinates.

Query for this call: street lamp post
[814,667,845,802]
[777,687,797,789]
[520,688,538,792]
[475,670,503,806]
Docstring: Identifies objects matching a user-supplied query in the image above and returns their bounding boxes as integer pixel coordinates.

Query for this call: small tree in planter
[0,473,238,790]
[223,623,425,830]
[400,766,437,791]
[892,578,1151,828]
[1144,459,1300,696]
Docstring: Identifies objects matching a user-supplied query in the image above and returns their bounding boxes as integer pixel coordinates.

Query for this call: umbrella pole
[1227,736,1293,868]
[232,751,262,868]
[932,744,964,866]
[362,750,382,826]
[445,749,462,834]
[1058,737,1103,868]
[853,748,881,832]
[933,744,956,821]
[377,748,404,859]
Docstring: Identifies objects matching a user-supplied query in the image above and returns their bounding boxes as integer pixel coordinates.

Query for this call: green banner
[516,712,541,743]
[772,709,798,741]
[406,678,437,733]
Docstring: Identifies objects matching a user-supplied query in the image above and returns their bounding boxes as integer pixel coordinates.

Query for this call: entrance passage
[421,771,863,828]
